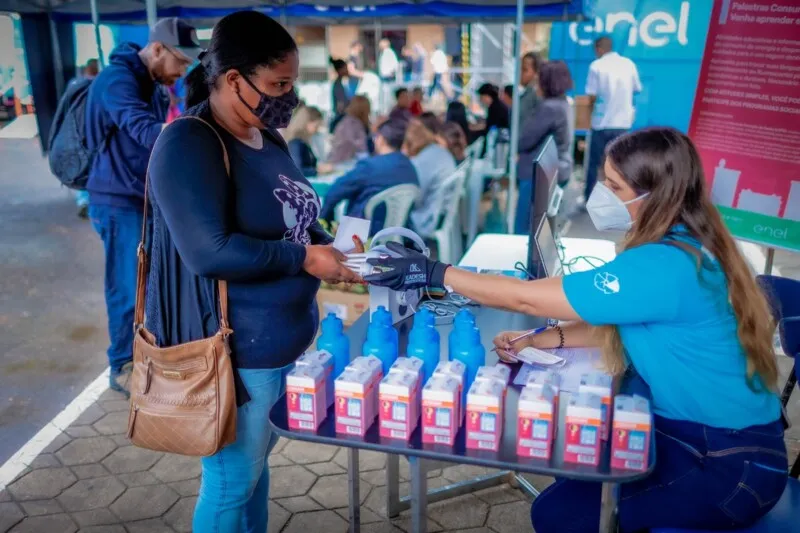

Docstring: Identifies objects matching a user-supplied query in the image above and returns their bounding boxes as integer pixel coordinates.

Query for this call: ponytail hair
[185,61,210,109]
[184,11,296,109]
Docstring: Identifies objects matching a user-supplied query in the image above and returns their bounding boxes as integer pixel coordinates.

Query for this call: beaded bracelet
[552,325,565,349]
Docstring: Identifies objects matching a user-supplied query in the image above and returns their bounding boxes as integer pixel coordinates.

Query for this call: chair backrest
[757,275,800,358]
[364,183,421,230]
[436,156,473,232]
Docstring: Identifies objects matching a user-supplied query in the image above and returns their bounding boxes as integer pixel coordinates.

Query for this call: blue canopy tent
[3,0,591,228]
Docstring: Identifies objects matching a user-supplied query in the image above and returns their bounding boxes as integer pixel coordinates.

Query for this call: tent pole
[47,5,65,98]
[89,0,105,68]
[146,0,158,29]
[506,0,525,234]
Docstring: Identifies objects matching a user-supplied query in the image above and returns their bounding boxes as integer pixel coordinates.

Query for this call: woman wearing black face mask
[145,11,360,532]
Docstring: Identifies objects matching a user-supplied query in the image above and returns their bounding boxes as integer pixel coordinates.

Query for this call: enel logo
[569,1,690,48]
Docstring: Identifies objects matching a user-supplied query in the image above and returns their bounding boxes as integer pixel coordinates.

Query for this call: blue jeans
[194,365,292,533]
[89,204,144,372]
[584,128,628,200]
[531,415,788,532]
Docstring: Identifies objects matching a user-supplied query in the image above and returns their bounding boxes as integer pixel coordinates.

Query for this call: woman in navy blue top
[145,12,359,533]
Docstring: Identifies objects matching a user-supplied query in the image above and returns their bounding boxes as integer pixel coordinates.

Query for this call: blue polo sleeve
[562,244,683,326]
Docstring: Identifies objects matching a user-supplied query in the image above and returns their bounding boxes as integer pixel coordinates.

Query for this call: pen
[492,326,548,353]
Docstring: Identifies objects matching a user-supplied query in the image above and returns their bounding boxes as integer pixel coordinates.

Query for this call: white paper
[513,347,604,392]
[514,347,566,366]
[333,216,371,253]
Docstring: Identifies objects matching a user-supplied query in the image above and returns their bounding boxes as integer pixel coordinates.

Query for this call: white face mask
[586,182,649,232]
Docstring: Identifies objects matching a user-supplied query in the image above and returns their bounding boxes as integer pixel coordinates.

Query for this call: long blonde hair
[597,128,778,391]
[283,106,323,143]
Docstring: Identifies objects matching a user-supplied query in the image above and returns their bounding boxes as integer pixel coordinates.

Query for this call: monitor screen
[528,214,560,280]
[529,136,560,236]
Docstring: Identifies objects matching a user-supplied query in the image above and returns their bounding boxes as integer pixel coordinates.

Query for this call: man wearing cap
[85,17,201,396]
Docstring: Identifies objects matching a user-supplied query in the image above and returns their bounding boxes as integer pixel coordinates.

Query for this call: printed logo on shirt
[273,175,320,245]
[409,263,422,273]
[594,272,620,295]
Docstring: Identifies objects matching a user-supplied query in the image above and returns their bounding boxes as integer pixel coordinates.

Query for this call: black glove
[364,242,450,291]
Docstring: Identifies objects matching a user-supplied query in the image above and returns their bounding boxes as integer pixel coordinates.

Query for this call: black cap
[149,17,202,60]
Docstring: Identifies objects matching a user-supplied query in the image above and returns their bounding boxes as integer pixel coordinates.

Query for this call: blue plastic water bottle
[373,306,399,352]
[449,308,477,358]
[317,313,350,379]
[363,307,398,375]
[407,308,440,382]
[449,309,485,407]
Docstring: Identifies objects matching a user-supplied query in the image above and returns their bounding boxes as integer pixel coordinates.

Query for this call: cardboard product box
[578,372,613,440]
[296,350,334,408]
[517,384,557,459]
[422,375,460,446]
[286,365,328,431]
[317,288,369,326]
[334,367,379,436]
[379,370,421,440]
[349,355,384,386]
[611,395,652,471]
[526,370,562,413]
[433,360,466,426]
[389,356,424,405]
[564,392,603,466]
[465,379,505,452]
[475,364,511,387]
[574,95,592,132]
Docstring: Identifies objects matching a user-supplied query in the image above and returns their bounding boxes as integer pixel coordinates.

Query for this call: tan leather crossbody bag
[127,116,237,456]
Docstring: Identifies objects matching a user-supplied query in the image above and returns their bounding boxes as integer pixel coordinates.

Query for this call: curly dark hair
[538,60,573,99]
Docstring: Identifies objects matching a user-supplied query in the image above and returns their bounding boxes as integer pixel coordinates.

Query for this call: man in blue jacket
[85,17,200,396]
[320,119,418,235]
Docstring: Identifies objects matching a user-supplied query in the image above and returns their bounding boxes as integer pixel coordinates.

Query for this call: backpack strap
[134,116,231,334]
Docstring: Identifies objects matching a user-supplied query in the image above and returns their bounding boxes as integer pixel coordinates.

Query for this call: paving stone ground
[2,384,799,533]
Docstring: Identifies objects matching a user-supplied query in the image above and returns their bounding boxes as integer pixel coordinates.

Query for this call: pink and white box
[350,355,384,384]
[578,373,613,440]
[389,356,424,405]
[610,395,652,471]
[517,384,556,459]
[421,376,460,446]
[563,392,603,466]
[335,367,379,436]
[296,350,334,408]
[379,371,420,440]
[475,364,511,387]
[465,379,504,452]
[433,361,466,425]
[286,365,327,430]
[526,370,562,413]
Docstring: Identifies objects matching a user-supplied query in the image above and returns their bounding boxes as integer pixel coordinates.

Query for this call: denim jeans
[584,128,628,200]
[531,415,788,533]
[194,365,292,533]
[89,204,144,372]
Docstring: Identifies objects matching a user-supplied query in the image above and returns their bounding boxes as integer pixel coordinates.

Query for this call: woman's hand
[304,245,361,284]
[492,330,535,363]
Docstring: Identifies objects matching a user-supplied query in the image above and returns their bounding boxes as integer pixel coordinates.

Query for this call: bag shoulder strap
[134,115,231,334]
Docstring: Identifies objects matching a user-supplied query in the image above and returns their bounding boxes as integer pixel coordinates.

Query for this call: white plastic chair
[432,159,472,264]
[364,183,420,239]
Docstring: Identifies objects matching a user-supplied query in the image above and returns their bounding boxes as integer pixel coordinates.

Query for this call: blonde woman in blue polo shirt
[365,127,786,532]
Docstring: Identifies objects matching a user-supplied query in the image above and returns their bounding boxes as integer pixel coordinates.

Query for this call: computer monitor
[529,136,559,236]
[526,136,560,278]
[528,213,560,280]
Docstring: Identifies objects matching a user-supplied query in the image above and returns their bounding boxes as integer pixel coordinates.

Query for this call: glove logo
[409,263,422,273]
